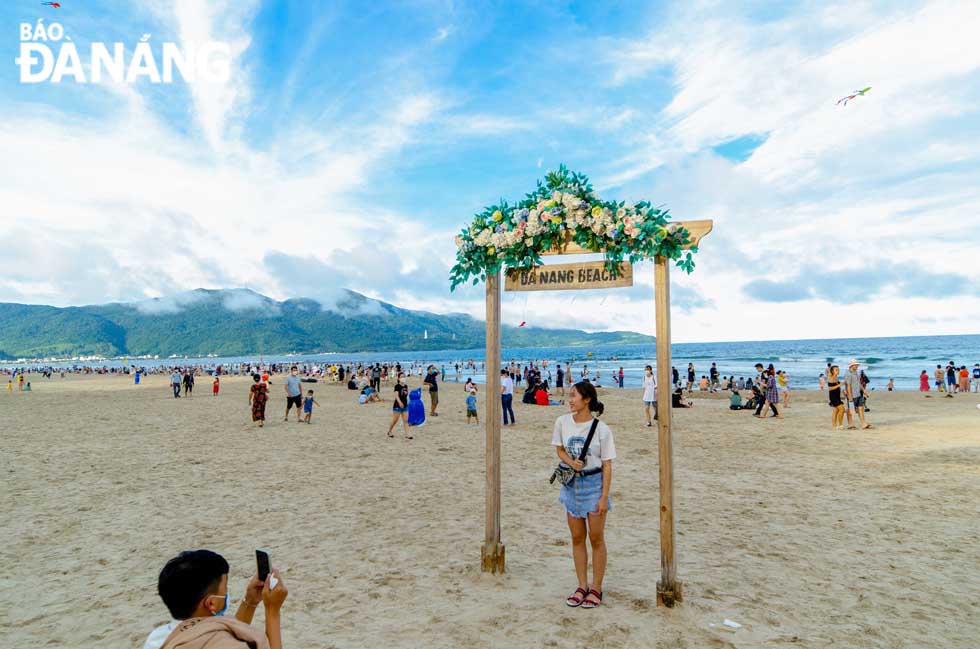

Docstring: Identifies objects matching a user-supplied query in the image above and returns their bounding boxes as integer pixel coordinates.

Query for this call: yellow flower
[550,216,562,224]
[591,206,603,217]
[492,210,503,221]
[487,246,495,255]
[546,200,556,209]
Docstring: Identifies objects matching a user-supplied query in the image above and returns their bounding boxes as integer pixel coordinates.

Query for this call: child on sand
[303,390,320,423]
[920,370,930,392]
[6,380,12,392]
[212,376,220,396]
[466,392,479,424]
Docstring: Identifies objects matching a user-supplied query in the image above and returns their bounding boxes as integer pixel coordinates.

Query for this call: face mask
[210,593,229,617]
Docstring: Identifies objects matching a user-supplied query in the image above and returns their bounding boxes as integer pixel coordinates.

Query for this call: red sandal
[581,589,603,609]
[566,587,589,607]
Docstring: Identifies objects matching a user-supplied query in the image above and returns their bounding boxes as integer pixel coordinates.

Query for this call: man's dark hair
[158,550,229,619]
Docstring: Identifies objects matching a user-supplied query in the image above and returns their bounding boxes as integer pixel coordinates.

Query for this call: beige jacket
[161,616,270,649]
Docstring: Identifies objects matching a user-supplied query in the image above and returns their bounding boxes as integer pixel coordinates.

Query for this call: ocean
[8,334,978,391]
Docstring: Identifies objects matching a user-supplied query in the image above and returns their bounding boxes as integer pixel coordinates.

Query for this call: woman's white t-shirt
[642,374,657,401]
[551,413,616,472]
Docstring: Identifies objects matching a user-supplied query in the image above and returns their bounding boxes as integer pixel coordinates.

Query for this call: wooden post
[481,271,505,573]
[654,255,682,606]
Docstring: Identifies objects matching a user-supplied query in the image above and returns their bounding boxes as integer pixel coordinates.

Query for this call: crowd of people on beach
[8,351,963,646]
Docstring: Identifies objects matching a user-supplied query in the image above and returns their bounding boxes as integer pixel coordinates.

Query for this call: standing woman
[248,374,268,427]
[387,372,411,439]
[553,381,616,609]
[642,364,657,427]
[828,365,844,430]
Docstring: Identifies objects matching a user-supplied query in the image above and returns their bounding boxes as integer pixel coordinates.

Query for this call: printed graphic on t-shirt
[565,435,591,462]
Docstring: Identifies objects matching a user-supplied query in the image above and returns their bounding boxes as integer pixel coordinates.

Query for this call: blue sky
[1,0,979,341]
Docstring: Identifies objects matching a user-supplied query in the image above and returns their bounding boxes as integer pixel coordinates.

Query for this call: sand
[2,373,979,648]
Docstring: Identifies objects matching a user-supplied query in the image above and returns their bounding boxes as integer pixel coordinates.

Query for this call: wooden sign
[505,261,633,292]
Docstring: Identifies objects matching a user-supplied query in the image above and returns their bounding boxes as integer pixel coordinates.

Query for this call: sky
[1,0,979,342]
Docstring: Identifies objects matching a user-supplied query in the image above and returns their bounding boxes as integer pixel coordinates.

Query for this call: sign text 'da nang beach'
[505,261,633,292]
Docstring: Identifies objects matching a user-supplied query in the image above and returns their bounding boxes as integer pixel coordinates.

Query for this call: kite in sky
[837,87,871,106]
[42,2,62,7]
[518,322,526,328]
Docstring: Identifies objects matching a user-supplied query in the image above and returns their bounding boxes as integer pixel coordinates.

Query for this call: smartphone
[256,549,271,583]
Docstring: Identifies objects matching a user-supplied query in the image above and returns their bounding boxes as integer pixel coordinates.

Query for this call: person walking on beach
[170,369,182,399]
[556,364,565,397]
[553,381,616,609]
[283,365,303,422]
[501,369,516,426]
[617,367,625,388]
[248,374,268,427]
[754,367,783,419]
[709,363,719,392]
[946,363,956,395]
[934,365,945,393]
[844,360,873,429]
[686,363,695,393]
[920,370,930,392]
[642,365,657,426]
[424,366,439,417]
[778,371,791,407]
[973,364,980,393]
[828,365,845,430]
[387,372,411,439]
[303,390,320,424]
[958,366,969,394]
[182,370,194,397]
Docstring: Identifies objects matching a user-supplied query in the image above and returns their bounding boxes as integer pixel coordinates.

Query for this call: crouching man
[145,549,288,649]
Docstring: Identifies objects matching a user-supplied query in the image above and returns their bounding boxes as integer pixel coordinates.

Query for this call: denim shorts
[559,472,611,519]
[644,400,656,407]
[392,406,408,413]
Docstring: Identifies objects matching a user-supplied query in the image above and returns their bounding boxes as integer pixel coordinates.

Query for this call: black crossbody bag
[549,418,600,486]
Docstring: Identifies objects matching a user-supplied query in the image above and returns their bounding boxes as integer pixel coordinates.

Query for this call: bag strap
[577,418,600,463]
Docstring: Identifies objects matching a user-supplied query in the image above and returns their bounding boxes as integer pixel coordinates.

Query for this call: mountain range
[0,289,653,360]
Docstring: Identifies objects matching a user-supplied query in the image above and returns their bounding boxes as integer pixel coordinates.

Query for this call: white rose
[552,191,563,202]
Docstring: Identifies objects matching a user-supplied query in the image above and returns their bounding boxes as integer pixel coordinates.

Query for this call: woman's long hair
[572,381,604,416]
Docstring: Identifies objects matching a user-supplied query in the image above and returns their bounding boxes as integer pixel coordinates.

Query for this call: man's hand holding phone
[262,569,288,610]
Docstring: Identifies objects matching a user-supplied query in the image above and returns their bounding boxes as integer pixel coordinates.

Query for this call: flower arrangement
[449,165,698,290]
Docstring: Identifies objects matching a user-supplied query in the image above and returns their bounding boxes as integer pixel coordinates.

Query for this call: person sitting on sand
[464,378,477,394]
[729,390,742,410]
[553,381,615,610]
[672,387,693,409]
[144,549,287,649]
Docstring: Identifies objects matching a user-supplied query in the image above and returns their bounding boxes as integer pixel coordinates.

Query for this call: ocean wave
[862,357,884,364]
[893,356,927,361]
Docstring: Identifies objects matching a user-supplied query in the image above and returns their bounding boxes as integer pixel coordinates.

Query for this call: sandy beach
[2,373,978,648]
